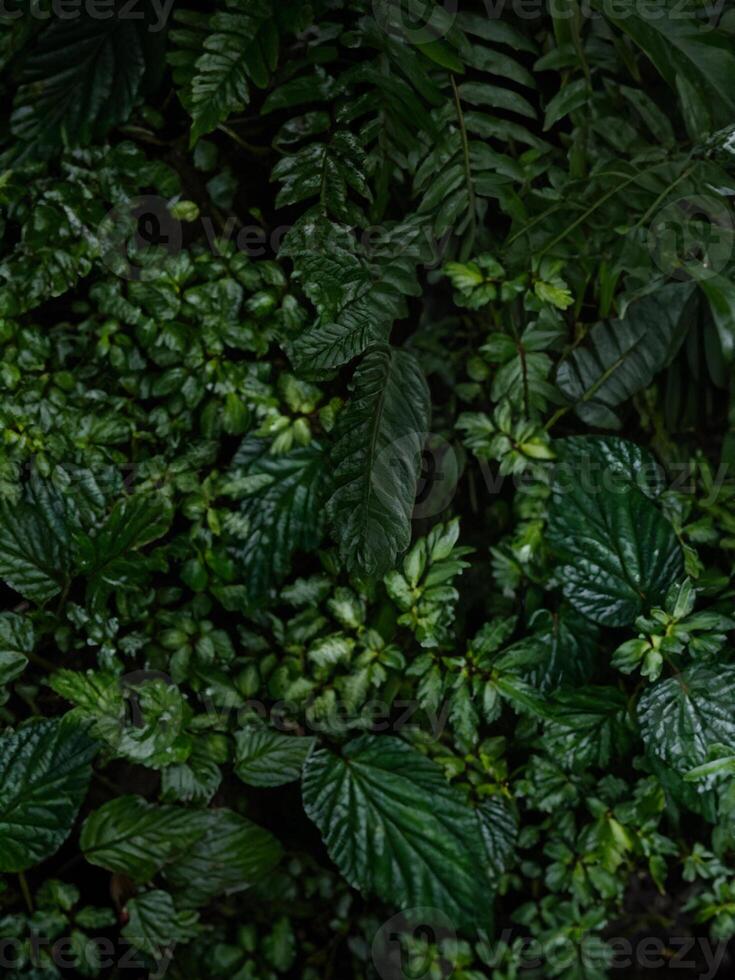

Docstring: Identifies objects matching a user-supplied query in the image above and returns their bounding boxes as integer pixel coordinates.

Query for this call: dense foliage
[2,0,735,977]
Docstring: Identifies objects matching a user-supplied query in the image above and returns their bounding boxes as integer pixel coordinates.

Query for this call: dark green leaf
[327,348,431,577]
[302,735,490,928]
[0,717,97,872]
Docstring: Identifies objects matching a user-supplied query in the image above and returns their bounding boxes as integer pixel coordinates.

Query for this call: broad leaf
[0,717,97,872]
[548,437,683,626]
[10,10,159,161]
[122,890,200,958]
[75,495,173,607]
[543,687,632,772]
[301,735,490,928]
[0,612,34,687]
[523,606,599,694]
[227,437,326,598]
[478,796,518,882]
[234,728,316,788]
[639,664,735,775]
[165,809,282,906]
[556,283,696,428]
[81,795,207,883]
[327,348,431,576]
[0,500,70,602]
[598,0,735,135]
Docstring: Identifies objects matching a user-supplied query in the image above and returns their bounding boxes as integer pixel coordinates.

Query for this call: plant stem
[450,73,476,254]
[18,872,33,914]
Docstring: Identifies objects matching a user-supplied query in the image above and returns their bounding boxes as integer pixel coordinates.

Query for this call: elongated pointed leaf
[327,348,431,576]
[556,283,696,428]
[81,795,208,883]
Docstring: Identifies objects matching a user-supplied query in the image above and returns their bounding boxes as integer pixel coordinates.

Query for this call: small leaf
[0,612,34,686]
[122,890,200,958]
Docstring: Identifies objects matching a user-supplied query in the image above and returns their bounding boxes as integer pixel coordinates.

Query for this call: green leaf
[548,437,684,626]
[169,2,276,146]
[10,12,156,161]
[80,796,208,883]
[478,796,518,882]
[234,728,316,787]
[77,494,173,569]
[639,664,735,775]
[698,273,735,362]
[523,606,599,694]
[556,283,697,428]
[0,717,97,872]
[50,670,193,770]
[598,0,735,134]
[122,890,200,958]
[543,687,632,772]
[302,735,490,928]
[0,612,33,687]
[165,808,282,906]
[543,78,589,130]
[75,494,173,607]
[227,438,326,598]
[0,499,70,602]
[327,348,431,577]
[160,737,225,805]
